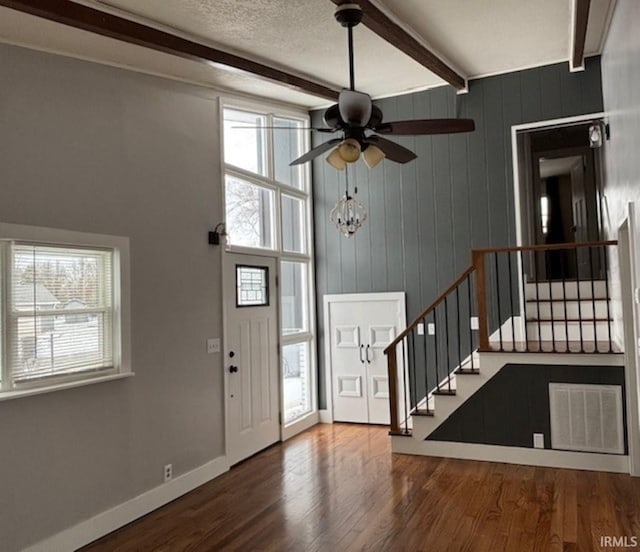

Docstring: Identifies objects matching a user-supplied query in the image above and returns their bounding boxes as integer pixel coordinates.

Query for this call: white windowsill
[0,372,134,402]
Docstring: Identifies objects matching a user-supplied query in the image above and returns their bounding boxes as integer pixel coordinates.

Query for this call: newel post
[386,346,401,434]
[472,250,490,351]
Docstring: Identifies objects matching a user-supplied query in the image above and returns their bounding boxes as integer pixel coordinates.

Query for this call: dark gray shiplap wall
[313,58,604,408]
[428,363,627,452]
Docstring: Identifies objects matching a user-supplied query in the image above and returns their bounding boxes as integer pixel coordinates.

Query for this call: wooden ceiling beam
[0,0,341,101]
[330,0,467,91]
[570,0,591,71]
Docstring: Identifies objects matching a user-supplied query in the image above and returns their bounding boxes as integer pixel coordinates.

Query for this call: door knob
[229,365,238,373]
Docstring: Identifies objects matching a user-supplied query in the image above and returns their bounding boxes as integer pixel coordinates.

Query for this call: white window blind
[9,243,114,384]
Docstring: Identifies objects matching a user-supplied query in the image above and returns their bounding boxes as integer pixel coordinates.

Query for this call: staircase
[384,241,627,473]
[523,280,613,347]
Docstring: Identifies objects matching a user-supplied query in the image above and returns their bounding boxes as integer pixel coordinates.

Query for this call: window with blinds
[1,242,118,389]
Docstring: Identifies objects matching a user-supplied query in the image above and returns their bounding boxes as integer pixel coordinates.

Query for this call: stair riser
[526,322,612,342]
[525,281,608,301]
[526,301,610,319]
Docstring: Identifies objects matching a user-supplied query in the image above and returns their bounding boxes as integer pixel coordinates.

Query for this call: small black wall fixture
[209,222,226,246]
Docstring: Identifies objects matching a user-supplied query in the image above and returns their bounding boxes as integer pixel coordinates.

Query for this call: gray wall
[600,0,640,471]
[313,58,604,407]
[428,364,627,452]
[600,1,640,339]
[0,44,224,551]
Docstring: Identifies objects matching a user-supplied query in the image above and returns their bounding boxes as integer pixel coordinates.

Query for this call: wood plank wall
[313,58,604,408]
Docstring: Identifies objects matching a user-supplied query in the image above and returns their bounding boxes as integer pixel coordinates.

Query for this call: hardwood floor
[82,423,640,551]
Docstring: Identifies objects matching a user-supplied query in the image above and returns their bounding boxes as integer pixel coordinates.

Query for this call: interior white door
[327,294,404,425]
[364,308,400,425]
[329,303,369,423]
[225,254,280,465]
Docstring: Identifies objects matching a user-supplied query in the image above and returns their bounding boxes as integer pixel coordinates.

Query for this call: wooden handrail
[384,239,619,435]
[384,265,475,354]
[473,239,617,255]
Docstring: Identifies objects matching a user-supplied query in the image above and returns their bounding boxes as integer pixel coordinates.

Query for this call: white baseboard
[319,409,332,423]
[282,411,319,440]
[24,455,230,552]
[392,438,629,473]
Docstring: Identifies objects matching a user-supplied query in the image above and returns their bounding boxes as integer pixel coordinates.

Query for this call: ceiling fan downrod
[335,3,363,91]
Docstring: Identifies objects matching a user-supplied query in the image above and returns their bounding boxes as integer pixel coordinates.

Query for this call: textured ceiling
[0,0,616,108]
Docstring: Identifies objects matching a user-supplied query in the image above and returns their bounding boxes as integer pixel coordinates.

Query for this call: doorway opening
[514,116,606,282]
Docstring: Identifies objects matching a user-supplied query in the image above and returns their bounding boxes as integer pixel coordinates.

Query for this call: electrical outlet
[470,316,479,330]
[417,323,424,335]
[533,433,544,449]
[164,464,172,482]
[207,338,220,354]
[427,323,436,335]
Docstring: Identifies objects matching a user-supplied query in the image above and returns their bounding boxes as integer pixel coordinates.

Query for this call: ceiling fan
[291,2,475,169]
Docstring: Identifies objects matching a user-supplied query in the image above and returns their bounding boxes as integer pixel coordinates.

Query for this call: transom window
[222,104,315,426]
[0,223,130,398]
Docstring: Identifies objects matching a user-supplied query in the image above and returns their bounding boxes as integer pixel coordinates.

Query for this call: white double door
[326,293,405,425]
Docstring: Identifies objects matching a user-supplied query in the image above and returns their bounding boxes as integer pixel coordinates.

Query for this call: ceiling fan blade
[339,89,372,127]
[374,118,475,135]
[290,138,342,166]
[231,125,337,133]
[364,136,417,164]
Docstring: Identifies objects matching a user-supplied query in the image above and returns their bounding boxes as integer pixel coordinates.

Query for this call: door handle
[366,344,371,363]
[229,365,238,373]
[359,344,365,364]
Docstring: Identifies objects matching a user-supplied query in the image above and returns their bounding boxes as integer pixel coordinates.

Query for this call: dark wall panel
[313,58,604,408]
[428,364,627,453]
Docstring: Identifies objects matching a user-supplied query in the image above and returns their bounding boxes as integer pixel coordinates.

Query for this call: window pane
[281,195,306,253]
[10,244,113,382]
[273,117,304,189]
[283,341,311,423]
[223,109,267,176]
[225,175,275,249]
[281,261,307,335]
[236,265,269,307]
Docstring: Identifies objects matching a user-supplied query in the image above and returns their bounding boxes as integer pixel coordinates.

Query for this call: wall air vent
[549,383,624,454]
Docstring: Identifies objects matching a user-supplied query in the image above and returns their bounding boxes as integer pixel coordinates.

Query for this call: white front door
[326,293,406,425]
[224,254,280,465]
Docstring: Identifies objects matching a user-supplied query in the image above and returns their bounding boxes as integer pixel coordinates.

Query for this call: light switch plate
[470,316,479,330]
[533,433,544,449]
[427,323,436,335]
[417,323,424,335]
[207,338,221,354]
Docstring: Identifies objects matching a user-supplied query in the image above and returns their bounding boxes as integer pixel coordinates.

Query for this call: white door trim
[323,292,406,423]
[619,204,640,476]
[509,112,606,342]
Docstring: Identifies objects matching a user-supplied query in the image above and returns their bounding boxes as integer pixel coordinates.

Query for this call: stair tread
[526,279,607,283]
[456,369,480,375]
[526,317,613,323]
[526,297,610,303]
[486,340,622,354]
[432,389,456,396]
[411,409,434,417]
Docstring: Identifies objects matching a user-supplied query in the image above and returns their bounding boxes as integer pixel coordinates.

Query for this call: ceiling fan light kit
[363,145,385,168]
[326,147,348,170]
